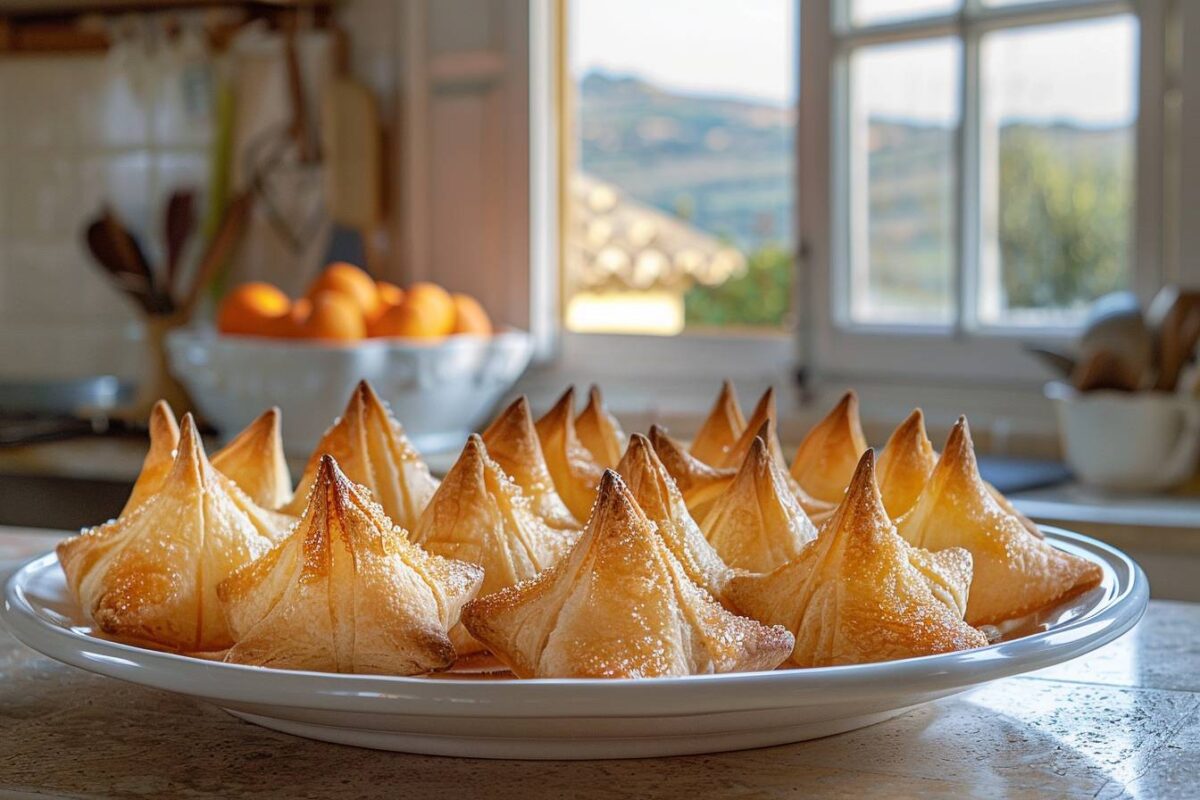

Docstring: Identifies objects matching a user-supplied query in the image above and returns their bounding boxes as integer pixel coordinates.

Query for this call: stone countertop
[1,528,1198,800]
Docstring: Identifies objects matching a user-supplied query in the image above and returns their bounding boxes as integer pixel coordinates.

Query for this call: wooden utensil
[178,190,254,317]
[1072,350,1142,393]
[1147,286,1200,392]
[164,190,196,298]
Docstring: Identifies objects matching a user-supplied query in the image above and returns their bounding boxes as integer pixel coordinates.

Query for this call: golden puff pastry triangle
[700,435,819,574]
[211,407,293,510]
[122,399,180,515]
[219,454,484,674]
[728,406,834,520]
[534,387,605,522]
[283,380,438,530]
[648,424,736,520]
[789,391,869,505]
[575,385,626,468]
[616,433,733,603]
[728,450,987,667]
[689,380,746,467]
[876,408,937,518]
[461,470,794,678]
[896,417,1102,626]
[58,415,292,652]
[481,396,581,532]
[412,435,579,654]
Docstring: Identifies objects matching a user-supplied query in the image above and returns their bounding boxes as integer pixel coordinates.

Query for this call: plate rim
[1,526,1148,719]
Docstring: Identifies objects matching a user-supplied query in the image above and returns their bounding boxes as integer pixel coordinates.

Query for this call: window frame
[803,0,1167,385]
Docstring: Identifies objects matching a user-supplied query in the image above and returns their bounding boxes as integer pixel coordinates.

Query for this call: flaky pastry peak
[648,424,736,519]
[789,391,869,505]
[534,387,605,522]
[896,417,1102,626]
[460,470,794,679]
[211,407,293,510]
[689,380,747,467]
[283,380,438,530]
[876,408,936,518]
[219,455,483,674]
[575,385,626,469]
[122,399,180,515]
[728,450,987,667]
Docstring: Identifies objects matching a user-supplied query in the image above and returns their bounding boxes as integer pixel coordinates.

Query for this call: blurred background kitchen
[2,0,1199,596]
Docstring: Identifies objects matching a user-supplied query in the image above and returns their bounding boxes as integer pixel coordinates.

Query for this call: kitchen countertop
[1,528,1198,799]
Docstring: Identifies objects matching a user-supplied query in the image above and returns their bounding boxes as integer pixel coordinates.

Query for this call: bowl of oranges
[167,263,533,455]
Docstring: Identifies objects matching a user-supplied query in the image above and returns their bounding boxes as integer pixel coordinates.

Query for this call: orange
[376,281,405,309]
[306,262,380,319]
[217,282,292,337]
[452,293,492,336]
[371,298,451,339]
[299,290,366,341]
[406,282,457,335]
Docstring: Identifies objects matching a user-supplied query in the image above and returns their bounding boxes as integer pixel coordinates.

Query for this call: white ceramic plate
[2,527,1146,760]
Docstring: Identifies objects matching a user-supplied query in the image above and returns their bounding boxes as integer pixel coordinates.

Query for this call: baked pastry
[876,409,937,518]
[411,435,579,654]
[460,470,794,678]
[58,415,292,652]
[210,407,293,510]
[700,435,818,574]
[480,396,581,532]
[575,385,626,468]
[728,450,987,666]
[284,380,438,531]
[689,380,746,466]
[534,387,604,522]
[616,433,733,603]
[896,417,1102,626]
[789,391,868,505]
[649,424,735,519]
[220,455,483,673]
[122,399,180,515]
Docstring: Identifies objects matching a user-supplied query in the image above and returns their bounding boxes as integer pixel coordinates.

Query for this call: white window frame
[534,0,1168,392]
[801,0,1168,386]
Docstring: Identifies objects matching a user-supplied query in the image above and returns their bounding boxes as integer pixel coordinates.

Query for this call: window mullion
[956,17,982,336]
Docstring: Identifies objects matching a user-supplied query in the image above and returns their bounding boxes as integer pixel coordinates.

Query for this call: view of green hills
[576,70,1133,328]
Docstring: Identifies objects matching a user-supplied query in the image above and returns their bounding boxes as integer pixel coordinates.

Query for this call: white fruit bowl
[166,328,533,456]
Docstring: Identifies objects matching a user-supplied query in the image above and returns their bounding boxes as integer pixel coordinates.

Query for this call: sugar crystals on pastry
[220,455,483,674]
[789,391,869,505]
[534,387,604,522]
[411,435,579,654]
[616,433,733,603]
[896,417,1102,626]
[876,408,936,518]
[460,470,794,678]
[648,424,735,519]
[574,385,626,469]
[211,407,293,510]
[689,380,746,467]
[700,435,818,574]
[728,450,987,667]
[122,399,180,515]
[58,415,292,652]
[284,380,438,531]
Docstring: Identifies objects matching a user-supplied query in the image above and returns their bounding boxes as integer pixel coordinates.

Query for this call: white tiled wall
[0,52,212,382]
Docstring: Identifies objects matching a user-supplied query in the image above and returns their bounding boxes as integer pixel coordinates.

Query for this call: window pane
[848,0,960,28]
[978,16,1137,325]
[847,38,960,325]
[566,0,795,335]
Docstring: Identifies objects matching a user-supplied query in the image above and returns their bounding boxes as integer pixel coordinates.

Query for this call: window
[831,0,1140,333]
[563,0,797,336]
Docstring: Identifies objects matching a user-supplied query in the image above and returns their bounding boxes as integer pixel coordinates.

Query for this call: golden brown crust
[689,380,746,467]
[534,387,605,522]
[575,385,626,469]
[411,435,579,654]
[727,451,987,667]
[700,437,819,574]
[283,380,438,530]
[895,417,1102,626]
[461,470,794,679]
[58,415,289,652]
[876,408,936,518]
[616,433,733,603]
[220,455,483,674]
[789,391,869,505]
[648,425,736,519]
[121,400,180,515]
[211,408,294,510]
[481,396,581,532]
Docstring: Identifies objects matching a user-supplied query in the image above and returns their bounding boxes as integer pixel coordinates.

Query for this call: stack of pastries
[57,380,1102,677]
